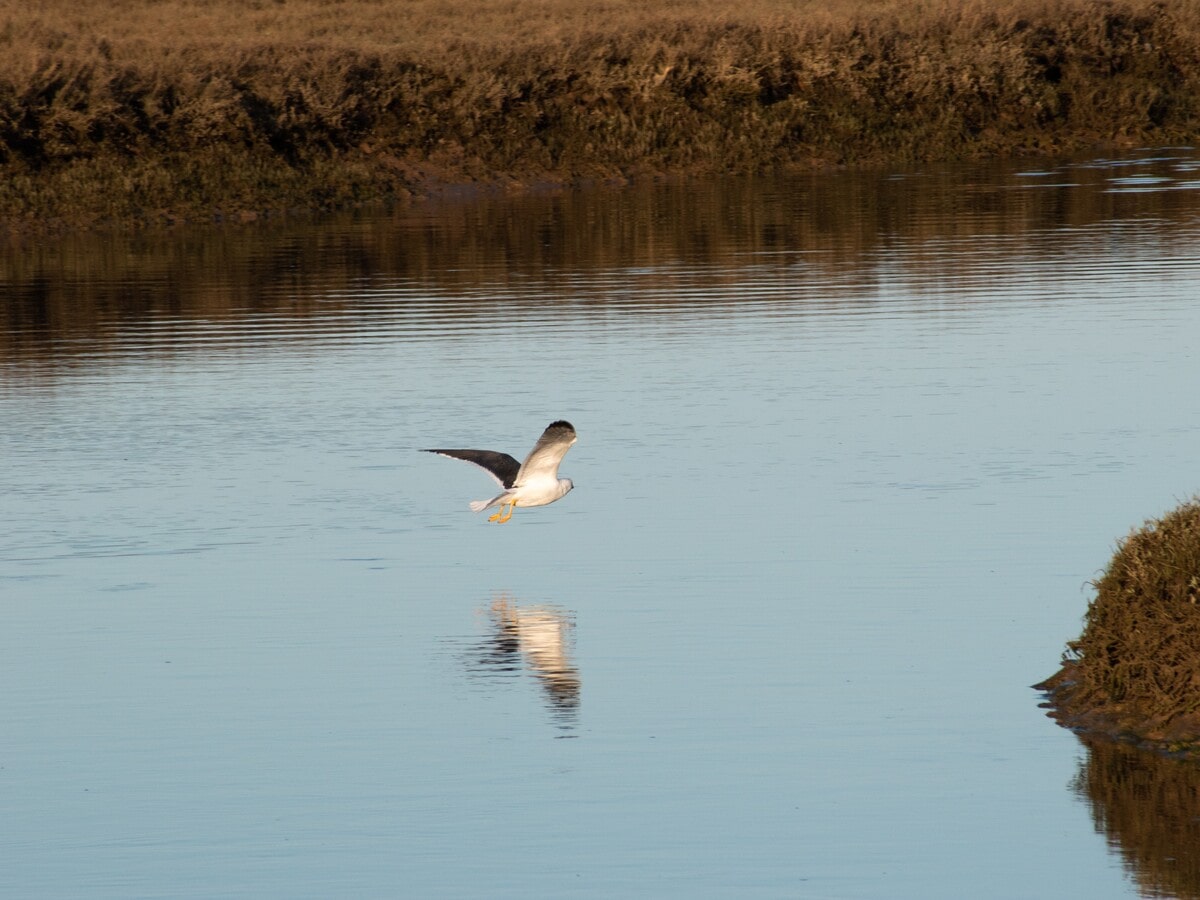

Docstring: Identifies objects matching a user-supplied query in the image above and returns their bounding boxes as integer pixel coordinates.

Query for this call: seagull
[424,420,577,523]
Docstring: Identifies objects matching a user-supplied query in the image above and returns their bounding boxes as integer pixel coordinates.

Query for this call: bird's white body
[470,476,574,513]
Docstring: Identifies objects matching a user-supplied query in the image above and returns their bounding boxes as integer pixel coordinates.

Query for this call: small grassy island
[2,0,1200,229]
[1038,499,1200,756]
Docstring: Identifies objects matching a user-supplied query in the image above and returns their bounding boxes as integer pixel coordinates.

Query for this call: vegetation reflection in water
[1074,736,1200,900]
[5,148,1200,375]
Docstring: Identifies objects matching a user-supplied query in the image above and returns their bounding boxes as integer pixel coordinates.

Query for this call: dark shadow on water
[1072,735,1200,900]
[463,595,579,736]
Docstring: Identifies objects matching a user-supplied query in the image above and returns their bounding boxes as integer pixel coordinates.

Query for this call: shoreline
[0,141,1152,236]
[1037,665,1200,760]
[3,0,1199,232]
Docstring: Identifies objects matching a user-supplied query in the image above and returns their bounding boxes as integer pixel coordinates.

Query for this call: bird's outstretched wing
[516,420,577,484]
[423,449,521,489]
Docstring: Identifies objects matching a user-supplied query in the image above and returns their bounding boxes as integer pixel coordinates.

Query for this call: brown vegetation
[1038,499,1200,755]
[1,0,1199,227]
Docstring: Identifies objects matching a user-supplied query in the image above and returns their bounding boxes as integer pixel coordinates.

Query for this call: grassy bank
[2,0,1199,228]
[1038,499,1200,756]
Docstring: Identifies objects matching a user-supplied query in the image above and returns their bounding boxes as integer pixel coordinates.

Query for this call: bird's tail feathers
[470,491,511,513]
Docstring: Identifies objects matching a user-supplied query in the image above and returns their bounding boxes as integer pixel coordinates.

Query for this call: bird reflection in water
[468,596,580,733]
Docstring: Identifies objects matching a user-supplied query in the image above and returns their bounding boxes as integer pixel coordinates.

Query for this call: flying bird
[424,420,577,523]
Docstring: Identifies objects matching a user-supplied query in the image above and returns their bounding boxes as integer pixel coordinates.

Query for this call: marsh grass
[2,0,1199,226]
[1039,499,1200,752]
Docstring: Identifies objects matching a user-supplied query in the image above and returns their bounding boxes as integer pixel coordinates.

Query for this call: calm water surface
[5,151,1200,898]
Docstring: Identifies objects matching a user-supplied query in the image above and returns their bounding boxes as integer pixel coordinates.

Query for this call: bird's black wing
[423,449,521,489]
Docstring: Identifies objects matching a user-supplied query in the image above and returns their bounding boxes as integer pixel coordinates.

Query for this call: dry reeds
[2,0,1199,227]
[1039,499,1200,753]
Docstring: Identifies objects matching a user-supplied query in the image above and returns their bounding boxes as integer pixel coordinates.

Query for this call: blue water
[4,151,1200,898]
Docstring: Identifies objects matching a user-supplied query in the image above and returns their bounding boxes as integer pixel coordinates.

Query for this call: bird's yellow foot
[490,500,517,523]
